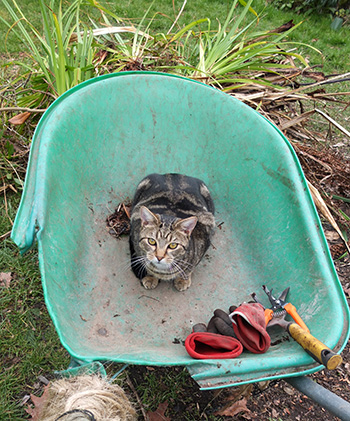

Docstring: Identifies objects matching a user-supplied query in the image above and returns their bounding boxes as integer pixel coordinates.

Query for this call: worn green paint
[12,72,349,389]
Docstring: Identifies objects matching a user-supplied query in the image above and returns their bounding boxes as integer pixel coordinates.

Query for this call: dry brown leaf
[215,397,251,417]
[324,230,341,242]
[344,287,350,297]
[25,384,51,420]
[147,401,171,421]
[224,383,253,402]
[271,408,279,418]
[8,111,31,125]
[315,108,350,140]
[0,272,12,288]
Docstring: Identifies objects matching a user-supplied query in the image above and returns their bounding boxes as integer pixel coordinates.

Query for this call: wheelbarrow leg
[286,376,350,421]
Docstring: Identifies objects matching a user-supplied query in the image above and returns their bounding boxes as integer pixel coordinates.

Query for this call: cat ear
[175,216,198,236]
[140,206,159,226]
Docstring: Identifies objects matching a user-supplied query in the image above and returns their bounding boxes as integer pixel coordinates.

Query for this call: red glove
[230,303,271,354]
[185,331,243,359]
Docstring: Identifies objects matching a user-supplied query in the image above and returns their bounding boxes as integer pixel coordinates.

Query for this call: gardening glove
[207,309,236,337]
[185,330,243,359]
[229,302,271,354]
[192,323,207,333]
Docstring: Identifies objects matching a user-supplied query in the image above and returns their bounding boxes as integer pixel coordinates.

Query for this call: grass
[0,0,231,58]
[253,1,350,74]
[1,0,349,74]
[0,195,70,420]
[0,0,349,419]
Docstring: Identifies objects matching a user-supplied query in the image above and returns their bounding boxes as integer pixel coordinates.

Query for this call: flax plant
[98,0,312,89]
[1,0,103,100]
[171,0,310,87]
[90,2,157,72]
[1,0,316,105]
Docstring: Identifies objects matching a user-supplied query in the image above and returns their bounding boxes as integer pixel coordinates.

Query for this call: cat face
[138,206,197,278]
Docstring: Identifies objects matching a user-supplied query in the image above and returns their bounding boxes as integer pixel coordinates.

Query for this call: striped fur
[129,173,215,291]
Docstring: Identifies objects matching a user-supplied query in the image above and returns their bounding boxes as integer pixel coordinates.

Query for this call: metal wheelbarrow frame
[11,73,349,403]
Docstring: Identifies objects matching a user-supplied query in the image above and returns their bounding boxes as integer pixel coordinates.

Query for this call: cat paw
[174,277,191,292]
[141,275,159,290]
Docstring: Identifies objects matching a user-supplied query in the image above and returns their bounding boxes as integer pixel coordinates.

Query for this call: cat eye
[148,238,156,246]
[168,243,178,249]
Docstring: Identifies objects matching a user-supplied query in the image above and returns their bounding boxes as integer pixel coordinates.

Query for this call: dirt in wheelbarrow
[124,252,350,421]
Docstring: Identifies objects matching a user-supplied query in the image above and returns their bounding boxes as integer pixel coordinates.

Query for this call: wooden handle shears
[251,285,342,370]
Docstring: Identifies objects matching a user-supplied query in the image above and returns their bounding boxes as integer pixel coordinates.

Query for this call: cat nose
[156,252,165,261]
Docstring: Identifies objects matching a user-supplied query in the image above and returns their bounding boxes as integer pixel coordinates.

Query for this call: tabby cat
[129,173,215,291]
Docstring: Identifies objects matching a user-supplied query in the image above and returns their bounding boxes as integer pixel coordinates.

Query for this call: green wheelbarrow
[12,72,350,415]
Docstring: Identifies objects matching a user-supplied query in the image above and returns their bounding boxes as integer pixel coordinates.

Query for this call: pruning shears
[251,285,342,370]
[252,285,309,332]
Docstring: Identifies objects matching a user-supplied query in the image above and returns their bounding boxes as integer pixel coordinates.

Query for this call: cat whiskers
[117,256,139,272]
[173,258,194,270]
[170,259,194,278]
[170,262,187,278]
[130,255,150,272]
[117,256,148,276]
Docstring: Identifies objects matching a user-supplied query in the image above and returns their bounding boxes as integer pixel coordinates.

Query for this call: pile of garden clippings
[107,201,132,238]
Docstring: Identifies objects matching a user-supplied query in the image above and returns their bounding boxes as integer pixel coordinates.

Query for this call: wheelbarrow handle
[287,323,342,370]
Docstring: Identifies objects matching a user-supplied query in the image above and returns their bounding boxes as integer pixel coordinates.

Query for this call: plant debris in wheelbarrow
[106,201,131,238]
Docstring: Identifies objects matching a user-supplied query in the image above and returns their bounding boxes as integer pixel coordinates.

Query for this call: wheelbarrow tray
[12,72,349,389]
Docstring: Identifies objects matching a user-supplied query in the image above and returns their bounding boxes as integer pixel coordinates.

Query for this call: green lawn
[0,196,70,419]
[1,0,349,73]
[254,1,350,73]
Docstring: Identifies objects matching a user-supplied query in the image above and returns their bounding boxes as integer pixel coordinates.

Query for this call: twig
[282,72,350,98]
[293,145,333,173]
[315,108,350,140]
[312,91,350,98]
[3,182,13,226]
[0,107,46,113]
[239,72,350,105]
[125,373,149,421]
[200,389,223,418]
[3,157,24,189]
[298,77,350,86]
[122,202,131,219]
[0,231,11,241]
[0,184,18,194]
[167,0,187,34]
[279,109,315,131]
[138,294,161,302]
